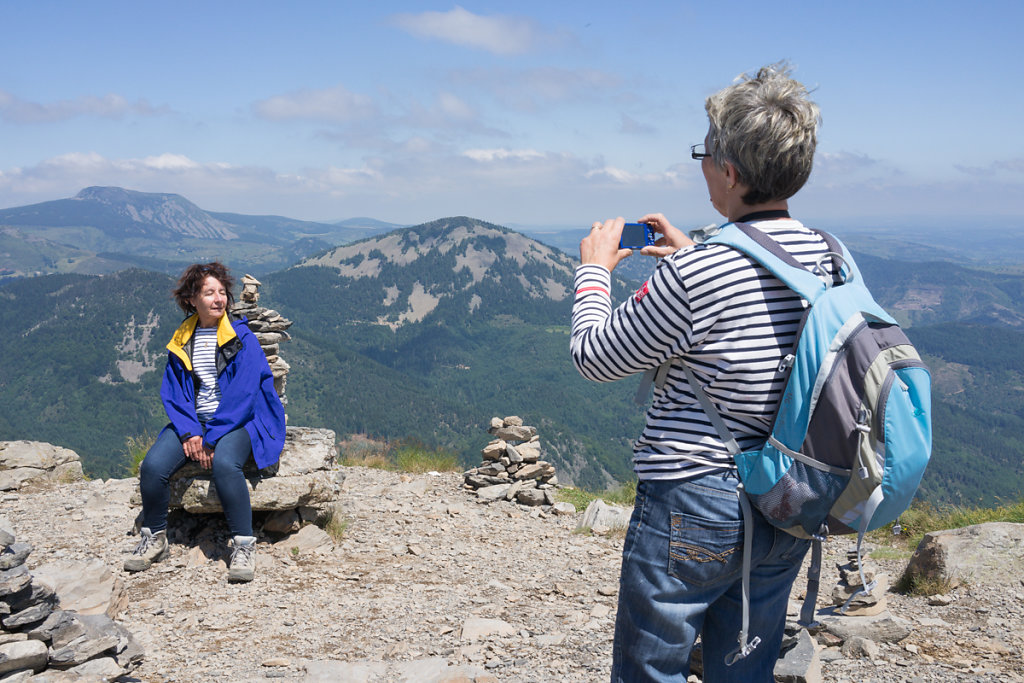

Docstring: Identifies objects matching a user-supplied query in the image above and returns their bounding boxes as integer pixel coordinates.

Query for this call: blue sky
[1,1,1022,231]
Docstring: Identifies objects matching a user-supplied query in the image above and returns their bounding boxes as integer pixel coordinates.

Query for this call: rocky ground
[5,466,1024,682]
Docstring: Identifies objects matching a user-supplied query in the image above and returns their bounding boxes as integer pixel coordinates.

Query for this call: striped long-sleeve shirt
[570,218,836,481]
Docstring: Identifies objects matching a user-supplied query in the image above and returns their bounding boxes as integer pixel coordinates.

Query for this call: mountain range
[0,186,402,278]
[1,188,1023,503]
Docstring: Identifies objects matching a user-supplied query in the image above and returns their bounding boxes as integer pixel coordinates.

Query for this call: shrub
[336,435,459,473]
[557,479,637,510]
[123,431,156,477]
[875,498,1024,551]
[337,435,390,469]
[394,443,460,473]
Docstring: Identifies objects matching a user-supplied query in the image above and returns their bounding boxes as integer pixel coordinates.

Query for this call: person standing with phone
[571,63,828,682]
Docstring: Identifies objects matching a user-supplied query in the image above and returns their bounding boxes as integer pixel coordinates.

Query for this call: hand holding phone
[619,223,656,250]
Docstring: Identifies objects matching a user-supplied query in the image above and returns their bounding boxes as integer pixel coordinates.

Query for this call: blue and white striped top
[192,326,221,422]
[570,218,836,481]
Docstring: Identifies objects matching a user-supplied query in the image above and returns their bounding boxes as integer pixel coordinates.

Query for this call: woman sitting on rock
[125,262,286,582]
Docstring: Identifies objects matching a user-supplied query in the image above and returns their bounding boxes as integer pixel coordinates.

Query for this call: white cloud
[463,148,545,163]
[0,148,703,224]
[0,90,167,124]
[390,6,549,55]
[452,67,622,111]
[586,166,636,183]
[815,151,881,176]
[436,92,475,121]
[955,158,1024,177]
[253,85,376,124]
[585,164,694,188]
[139,153,201,171]
[620,114,657,136]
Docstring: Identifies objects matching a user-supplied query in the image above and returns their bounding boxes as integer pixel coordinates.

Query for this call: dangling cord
[841,487,884,613]
[799,534,824,628]
[725,485,761,666]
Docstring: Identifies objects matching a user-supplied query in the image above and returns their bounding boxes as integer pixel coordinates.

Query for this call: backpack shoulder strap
[705,223,829,302]
[710,222,870,300]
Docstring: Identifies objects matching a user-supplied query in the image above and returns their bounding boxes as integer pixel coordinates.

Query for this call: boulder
[131,427,340,514]
[0,639,47,675]
[818,611,911,644]
[0,442,79,471]
[171,468,337,513]
[31,560,126,618]
[774,629,822,683]
[0,442,84,491]
[577,499,632,533]
[902,522,1024,587]
[516,489,547,507]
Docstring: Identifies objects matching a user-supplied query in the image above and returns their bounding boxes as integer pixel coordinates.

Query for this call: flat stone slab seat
[130,427,340,513]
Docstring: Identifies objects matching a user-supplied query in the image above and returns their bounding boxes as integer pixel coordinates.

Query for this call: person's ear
[724,161,739,188]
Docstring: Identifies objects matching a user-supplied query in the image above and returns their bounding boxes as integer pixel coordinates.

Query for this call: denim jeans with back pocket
[611,471,810,682]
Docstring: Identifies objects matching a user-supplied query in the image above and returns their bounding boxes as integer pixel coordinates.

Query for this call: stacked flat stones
[463,417,559,507]
[141,427,344,522]
[231,274,292,406]
[0,517,143,679]
[149,286,344,523]
[832,547,888,616]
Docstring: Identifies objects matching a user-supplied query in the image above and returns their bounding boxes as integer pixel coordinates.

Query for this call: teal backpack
[654,223,932,664]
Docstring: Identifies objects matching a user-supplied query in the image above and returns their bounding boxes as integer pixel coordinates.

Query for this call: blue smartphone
[619,222,656,249]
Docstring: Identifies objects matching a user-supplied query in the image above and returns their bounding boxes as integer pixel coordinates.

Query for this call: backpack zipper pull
[855,408,872,479]
[855,407,872,434]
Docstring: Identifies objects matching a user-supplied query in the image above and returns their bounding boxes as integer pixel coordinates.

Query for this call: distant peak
[73,186,189,206]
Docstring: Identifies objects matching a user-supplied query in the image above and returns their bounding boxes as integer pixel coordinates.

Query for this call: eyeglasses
[690,144,711,160]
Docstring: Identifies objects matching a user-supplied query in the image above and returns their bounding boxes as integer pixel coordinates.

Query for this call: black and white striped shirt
[193,326,221,422]
[571,218,836,481]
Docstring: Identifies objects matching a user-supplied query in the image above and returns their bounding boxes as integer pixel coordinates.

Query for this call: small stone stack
[463,416,559,507]
[231,274,292,406]
[0,517,143,679]
[832,547,888,616]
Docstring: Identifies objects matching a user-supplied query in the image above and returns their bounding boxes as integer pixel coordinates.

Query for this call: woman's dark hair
[172,262,235,315]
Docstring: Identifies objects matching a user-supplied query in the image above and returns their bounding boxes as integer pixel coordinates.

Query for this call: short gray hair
[705,63,820,205]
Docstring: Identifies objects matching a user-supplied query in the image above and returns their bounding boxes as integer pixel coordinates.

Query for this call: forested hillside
[263,217,644,487]
[908,324,1024,504]
[1,219,1022,504]
[0,270,176,475]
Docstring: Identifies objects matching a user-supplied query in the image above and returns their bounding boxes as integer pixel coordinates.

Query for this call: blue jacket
[159,313,286,469]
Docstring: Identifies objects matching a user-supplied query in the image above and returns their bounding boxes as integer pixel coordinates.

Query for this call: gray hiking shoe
[228,535,256,583]
[123,527,168,572]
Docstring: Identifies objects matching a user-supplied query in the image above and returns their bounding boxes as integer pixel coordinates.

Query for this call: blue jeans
[139,427,254,537]
[611,472,810,682]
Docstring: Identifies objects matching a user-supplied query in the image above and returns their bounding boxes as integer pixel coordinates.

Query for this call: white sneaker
[228,535,256,583]
[124,527,168,572]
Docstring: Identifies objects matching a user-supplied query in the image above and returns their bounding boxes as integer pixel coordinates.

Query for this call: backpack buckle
[778,354,795,372]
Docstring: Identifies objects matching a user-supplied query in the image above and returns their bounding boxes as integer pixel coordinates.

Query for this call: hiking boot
[228,535,256,583]
[123,527,168,572]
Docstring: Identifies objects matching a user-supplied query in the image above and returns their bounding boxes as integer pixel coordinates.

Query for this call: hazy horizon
[1,2,1022,228]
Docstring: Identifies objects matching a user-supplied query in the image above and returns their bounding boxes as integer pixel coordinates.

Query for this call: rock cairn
[832,547,888,616]
[231,274,292,406]
[463,416,564,508]
[135,427,345,529]
[0,517,143,679]
[131,287,344,536]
